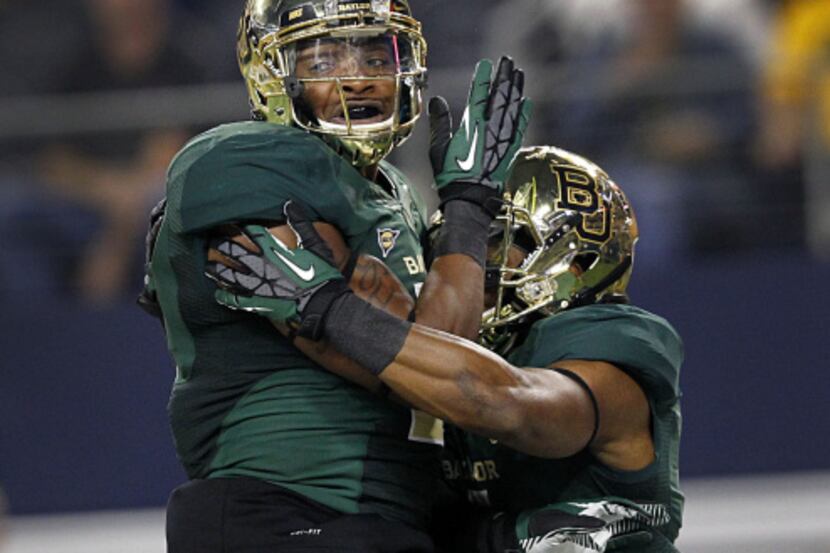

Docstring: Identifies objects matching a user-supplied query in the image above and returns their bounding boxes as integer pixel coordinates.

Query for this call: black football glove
[205,201,350,340]
[430,56,533,211]
[137,197,167,321]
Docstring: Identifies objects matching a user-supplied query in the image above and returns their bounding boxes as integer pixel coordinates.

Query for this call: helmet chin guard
[480,146,638,353]
[238,0,427,167]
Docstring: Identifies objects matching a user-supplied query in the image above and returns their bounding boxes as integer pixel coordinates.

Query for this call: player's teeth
[348,106,378,120]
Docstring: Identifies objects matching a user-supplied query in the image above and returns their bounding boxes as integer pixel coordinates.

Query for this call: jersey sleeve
[170,123,366,234]
[509,304,683,403]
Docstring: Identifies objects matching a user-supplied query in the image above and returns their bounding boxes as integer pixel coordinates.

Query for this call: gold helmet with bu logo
[237,0,427,167]
[482,146,639,351]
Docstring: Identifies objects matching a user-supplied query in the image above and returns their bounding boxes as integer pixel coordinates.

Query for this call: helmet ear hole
[573,253,598,274]
[512,227,537,256]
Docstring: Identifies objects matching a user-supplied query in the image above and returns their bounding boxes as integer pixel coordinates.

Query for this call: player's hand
[429,56,532,207]
[137,197,167,320]
[205,201,351,340]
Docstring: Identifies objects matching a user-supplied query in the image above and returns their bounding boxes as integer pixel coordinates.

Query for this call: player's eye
[361,53,394,76]
[308,59,335,75]
[366,56,390,68]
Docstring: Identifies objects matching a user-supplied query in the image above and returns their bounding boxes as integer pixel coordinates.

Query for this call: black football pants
[166,477,434,553]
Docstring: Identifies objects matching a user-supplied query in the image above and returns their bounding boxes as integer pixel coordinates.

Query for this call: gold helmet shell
[482,146,639,350]
[237,0,427,167]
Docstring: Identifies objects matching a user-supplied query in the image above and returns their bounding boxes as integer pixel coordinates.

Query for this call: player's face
[294,36,397,126]
[484,243,583,309]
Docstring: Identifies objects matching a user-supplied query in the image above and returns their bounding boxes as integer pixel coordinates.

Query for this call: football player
[139,1,530,552]
[208,146,684,552]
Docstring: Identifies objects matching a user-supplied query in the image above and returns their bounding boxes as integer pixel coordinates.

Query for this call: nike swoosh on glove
[205,200,350,340]
[430,56,533,209]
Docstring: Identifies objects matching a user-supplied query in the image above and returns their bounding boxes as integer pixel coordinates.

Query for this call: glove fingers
[205,257,239,289]
[512,68,525,110]
[503,97,532,156]
[208,231,301,298]
[488,59,521,130]
[212,255,297,298]
[486,56,515,120]
[483,62,528,178]
[495,98,534,178]
[208,235,258,273]
[283,200,336,265]
[238,224,274,253]
[466,58,493,119]
[517,97,533,141]
[214,288,242,310]
[492,64,524,142]
[206,257,263,296]
[432,56,531,193]
[428,96,452,175]
[215,283,301,328]
[497,68,526,150]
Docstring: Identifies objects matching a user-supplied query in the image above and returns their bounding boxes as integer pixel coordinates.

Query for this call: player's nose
[341,77,374,94]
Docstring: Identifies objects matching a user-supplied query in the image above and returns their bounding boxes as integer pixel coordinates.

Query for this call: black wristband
[296,279,352,341]
[438,183,502,216]
[323,293,412,375]
[432,200,493,267]
[553,368,600,448]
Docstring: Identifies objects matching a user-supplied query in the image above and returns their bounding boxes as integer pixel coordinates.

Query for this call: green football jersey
[443,304,684,552]
[148,121,442,529]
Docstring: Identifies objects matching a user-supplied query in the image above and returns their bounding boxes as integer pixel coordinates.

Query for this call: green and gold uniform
[443,304,684,552]
[148,121,443,529]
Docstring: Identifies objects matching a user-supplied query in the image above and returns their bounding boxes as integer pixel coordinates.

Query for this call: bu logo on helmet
[551,164,611,244]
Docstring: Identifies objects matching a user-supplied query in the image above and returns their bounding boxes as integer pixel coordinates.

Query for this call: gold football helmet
[237,0,427,167]
[482,146,639,352]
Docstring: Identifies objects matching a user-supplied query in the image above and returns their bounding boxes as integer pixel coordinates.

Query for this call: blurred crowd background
[1,0,829,304]
[1,0,829,540]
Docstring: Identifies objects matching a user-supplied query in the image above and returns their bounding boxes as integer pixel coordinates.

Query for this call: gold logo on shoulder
[377,227,401,259]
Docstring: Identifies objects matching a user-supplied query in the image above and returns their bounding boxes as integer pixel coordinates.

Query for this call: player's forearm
[322,293,594,457]
[292,253,482,395]
[414,254,484,340]
[380,324,524,440]
[413,201,492,339]
[320,292,521,439]
[387,337,598,457]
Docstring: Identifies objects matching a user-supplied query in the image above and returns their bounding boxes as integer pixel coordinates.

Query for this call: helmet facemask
[238,0,427,167]
[481,146,639,354]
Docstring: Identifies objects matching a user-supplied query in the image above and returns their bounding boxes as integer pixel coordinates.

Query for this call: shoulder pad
[168,122,365,233]
[511,304,683,403]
